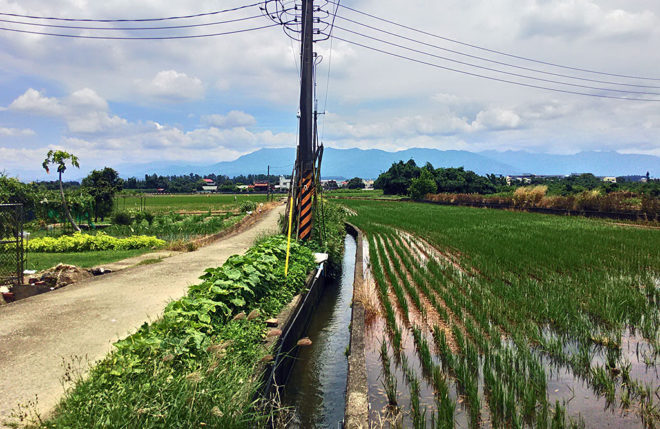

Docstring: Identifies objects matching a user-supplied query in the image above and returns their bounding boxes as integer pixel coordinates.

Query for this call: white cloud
[520,0,658,40]
[8,88,128,134]
[0,127,35,137]
[202,111,257,128]
[9,89,64,116]
[140,70,204,101]
[472,108,522,131]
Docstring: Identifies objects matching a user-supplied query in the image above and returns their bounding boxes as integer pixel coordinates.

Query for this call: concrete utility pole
[296,0,315,241]
[267,165,270,202]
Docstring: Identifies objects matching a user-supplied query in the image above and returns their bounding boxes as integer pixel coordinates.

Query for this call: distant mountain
[480,150,659,177]
[204,147,519,179]
[112,147,659,180]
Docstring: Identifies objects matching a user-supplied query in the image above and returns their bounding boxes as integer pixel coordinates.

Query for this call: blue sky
[1,0,659,180]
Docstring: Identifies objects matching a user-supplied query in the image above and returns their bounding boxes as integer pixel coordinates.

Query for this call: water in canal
[282,233,356,428]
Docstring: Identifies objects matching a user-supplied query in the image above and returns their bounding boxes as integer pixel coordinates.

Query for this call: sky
[0,0,659,180]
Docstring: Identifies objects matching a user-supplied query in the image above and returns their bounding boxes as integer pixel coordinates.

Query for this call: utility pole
[267,165,270,202]
[295,0,315,241]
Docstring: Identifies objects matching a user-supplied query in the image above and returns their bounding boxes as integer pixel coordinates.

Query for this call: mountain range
[115,147,659,179]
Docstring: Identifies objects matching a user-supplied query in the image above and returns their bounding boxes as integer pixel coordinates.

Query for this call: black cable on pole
[334,14,660,90]
[326,0,660,82]
[0,2,263,23]
[0,22,280,40]
[328,35,660,102]
[0,14,264,31]
[332,26,660,97]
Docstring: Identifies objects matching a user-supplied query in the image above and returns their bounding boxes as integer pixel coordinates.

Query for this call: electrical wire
[331,25,660,97]
[326,0,660,82]
[334,14,660,90]
[320,0,340,141]
[0,14,263,31]
[0,2,262,23]
[0,22,280,40]
[328,35,660,102]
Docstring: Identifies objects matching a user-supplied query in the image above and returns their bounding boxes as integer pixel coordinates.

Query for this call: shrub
[144,212,155,225]
[112,210,132,226]
[573,190,601,212]
[240,201,257,213]
[26,232,165,252]
[513,186,547,208]
[408,169,437,201]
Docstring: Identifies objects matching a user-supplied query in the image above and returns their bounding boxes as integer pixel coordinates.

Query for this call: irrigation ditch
[259,225,367,428]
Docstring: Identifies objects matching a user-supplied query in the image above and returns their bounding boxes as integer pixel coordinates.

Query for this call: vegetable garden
[338,199,659,428]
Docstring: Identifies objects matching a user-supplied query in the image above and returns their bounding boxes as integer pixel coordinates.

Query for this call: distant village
[196,176,375,194]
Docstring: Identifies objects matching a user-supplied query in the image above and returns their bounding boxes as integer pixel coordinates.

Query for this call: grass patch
[26,249,152,272]
[133,258,164,267]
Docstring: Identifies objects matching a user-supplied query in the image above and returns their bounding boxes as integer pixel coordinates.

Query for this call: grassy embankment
[336,198,659,428]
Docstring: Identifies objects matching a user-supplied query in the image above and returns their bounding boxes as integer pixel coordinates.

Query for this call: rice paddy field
[337,199,659,428]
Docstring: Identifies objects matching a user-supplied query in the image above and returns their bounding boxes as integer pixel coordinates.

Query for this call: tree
[409,168,437,200]
[82,168,123,222]
[374,159,420,195]
[347,177,365,189]
[42,150,81,232]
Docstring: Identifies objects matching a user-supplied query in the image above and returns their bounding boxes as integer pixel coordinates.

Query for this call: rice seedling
[380,339,399,410]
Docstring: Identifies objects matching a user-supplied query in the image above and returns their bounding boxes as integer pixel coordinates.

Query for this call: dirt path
[0,205,284,424]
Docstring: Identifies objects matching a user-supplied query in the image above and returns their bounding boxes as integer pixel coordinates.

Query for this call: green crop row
[24,232,165,253]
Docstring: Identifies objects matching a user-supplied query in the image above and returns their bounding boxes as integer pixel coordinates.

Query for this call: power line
[328,35,660,102]
[334,14,660,90]
[326,0,660,82]
[321,0,341,142]
[0,2,262,23]
[0,14,263,31]
[331,25,660,97]
[0,22,280,40]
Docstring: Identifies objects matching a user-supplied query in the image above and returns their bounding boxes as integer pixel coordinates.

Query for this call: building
[201,178,218,193]
[275,176,291,192]
[322,180,339,191]
[253,182,269,192]
[602,177,617,183]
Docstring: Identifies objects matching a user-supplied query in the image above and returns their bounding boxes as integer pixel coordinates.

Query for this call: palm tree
[42,150,81,232]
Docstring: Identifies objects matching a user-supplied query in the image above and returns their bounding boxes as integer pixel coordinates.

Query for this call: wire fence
[0,204,24,286]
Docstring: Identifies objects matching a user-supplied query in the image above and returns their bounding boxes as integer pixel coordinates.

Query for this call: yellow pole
[284,195,294,277]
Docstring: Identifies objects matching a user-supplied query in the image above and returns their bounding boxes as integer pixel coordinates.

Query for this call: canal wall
[344,223,369,429]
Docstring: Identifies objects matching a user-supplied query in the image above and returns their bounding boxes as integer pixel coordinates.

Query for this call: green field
[21,194,271,272]
[114,193,271,213]
[337,199,659,428]
[325,189,408,199]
